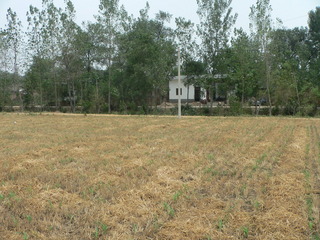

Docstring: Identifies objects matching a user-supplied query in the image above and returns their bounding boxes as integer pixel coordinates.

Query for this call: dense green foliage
[0,0,319,115]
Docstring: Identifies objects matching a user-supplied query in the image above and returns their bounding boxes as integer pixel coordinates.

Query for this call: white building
[169,75,206,103]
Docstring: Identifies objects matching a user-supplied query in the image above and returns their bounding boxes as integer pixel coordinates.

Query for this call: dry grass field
[1,113,320,240]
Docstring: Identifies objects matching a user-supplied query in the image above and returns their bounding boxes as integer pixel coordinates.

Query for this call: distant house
[169,75,206,103]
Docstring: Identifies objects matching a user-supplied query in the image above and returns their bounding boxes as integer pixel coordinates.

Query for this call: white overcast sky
[0,0,319,32]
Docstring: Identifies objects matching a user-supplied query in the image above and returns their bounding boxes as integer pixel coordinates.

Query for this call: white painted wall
[169,76,206,102]
[169,76,195,101]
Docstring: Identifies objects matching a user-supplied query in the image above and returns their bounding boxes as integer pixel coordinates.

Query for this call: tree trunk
[18,89,24,112]
[265,54,272,116]
[293,73,301,113]
[67,75,75,113]
[67,85,73,113]
[40,70,43,112]
[241,76,245,107]
[96,77,100,113]
[13,46,23,112]
[54,77,58,111]
[108,59,111,114]
[154,88,158,110]
[187,85,189,106]
[209,84,214,115]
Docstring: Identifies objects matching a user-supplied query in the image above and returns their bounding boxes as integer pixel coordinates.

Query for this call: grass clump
[163,202,175,218]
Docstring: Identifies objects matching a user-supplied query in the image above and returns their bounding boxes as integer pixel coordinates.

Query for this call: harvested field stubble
[0,113,320,239]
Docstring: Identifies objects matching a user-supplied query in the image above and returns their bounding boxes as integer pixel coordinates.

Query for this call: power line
[282,15,308,23]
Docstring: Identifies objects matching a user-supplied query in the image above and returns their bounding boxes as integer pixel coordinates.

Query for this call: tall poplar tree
[196,0,237,111]
[308,7,320,90]
[27,0,63,109]
[96,0,125,113]
[175,17,198,103]
[230,29,259,106]
[0,30,11,108]
[5,8,23,110]
[249,0,273,115]
[59,0,81,112]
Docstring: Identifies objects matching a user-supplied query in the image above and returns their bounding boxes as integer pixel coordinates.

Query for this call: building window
[176,88,182,96]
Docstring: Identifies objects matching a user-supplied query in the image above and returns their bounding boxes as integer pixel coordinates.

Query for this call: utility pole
[178,48,181,118]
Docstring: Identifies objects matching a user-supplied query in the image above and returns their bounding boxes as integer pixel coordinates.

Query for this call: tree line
[0,0,319,116]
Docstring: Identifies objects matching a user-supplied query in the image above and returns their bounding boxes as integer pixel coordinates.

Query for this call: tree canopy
[0,0,320,116]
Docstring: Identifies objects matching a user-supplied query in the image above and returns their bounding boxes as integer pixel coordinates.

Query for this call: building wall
[169,78,195,102]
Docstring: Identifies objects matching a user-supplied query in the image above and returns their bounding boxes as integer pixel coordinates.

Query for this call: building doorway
[194,87,201,102]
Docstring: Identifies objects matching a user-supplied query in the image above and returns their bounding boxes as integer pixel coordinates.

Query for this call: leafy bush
[81,101,92,113]
[228,96,243,116]
[182,104,196,115]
